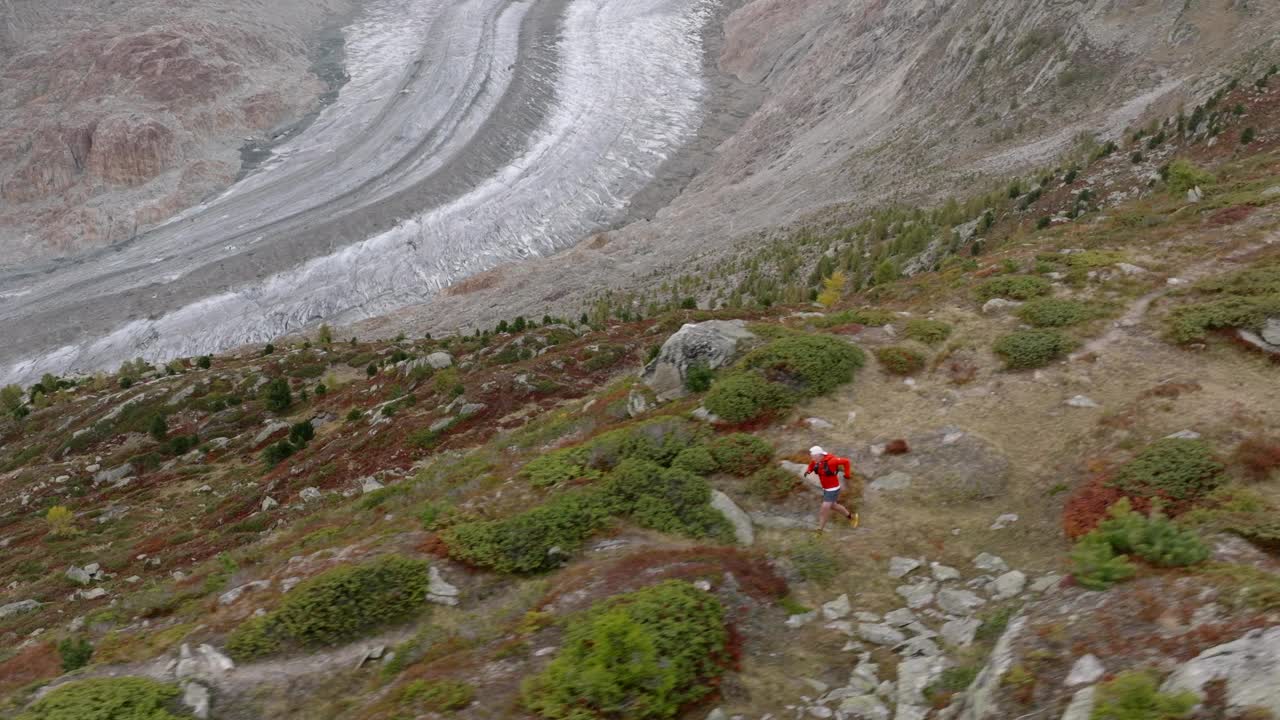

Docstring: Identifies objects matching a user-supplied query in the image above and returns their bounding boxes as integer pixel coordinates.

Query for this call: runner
[804,445,859,533]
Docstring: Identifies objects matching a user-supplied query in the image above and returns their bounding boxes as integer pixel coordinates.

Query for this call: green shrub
[1168,295,1280,343]
[58,636,94,671]
[819,308,894,327]
[708,433,774,476]
[1093,498,1209,567]
[226,555,430,659]
[993,329,1075,369]
[262,440,295,466]
[1165,158,1214,196]
[874,346,927,375]
[521,447,597,488]
[904,319,952,345]
[747,466,802,500]
[704,371,791,423]
[684,363,714,393]
[261,378,292,413]
[1016,298,1096,327]
[289,421,315,446]
[926,666,980,703]
[1111,438,1224,500]
[16,677,185,720]
[443,493,611,574]
[602,459,733,541]
[148,414,168,441]
[976,275,1051,301]
[740,334,866,398]
[521,581,727,720]
[359,485,409,510]
[1090,671,1198,720]
[399,679,474,712]
[1069,533,1136,590]
[671,445,718,475]
[196,356,212,370]
[582,417,698,470]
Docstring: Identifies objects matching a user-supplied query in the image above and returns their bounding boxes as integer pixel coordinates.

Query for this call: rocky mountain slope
[0,0,350,265]
[2,82,1279,718]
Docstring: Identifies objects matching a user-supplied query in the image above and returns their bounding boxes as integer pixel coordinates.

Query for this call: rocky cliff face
[0,0,349,266]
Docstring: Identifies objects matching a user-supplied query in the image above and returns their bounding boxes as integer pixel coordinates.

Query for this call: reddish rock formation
[86,114,176,187]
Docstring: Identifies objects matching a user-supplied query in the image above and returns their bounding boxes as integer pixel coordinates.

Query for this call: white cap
[810,446,826,457]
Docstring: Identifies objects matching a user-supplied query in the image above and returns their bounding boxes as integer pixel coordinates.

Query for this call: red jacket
[806,454,852,491]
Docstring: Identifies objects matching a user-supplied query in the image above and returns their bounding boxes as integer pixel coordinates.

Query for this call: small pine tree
[1069,533,1135,590]
[366,363,378,378]
[512,316,527,332]
[262,378,292,413]
[318,324,333,345]
[46,505,78,537]
[873,260,900,286]
[196,356,212,370]
[263,343,275,356]
[58,637,93,671]
[148,414,168,441]
[817,271,847,308]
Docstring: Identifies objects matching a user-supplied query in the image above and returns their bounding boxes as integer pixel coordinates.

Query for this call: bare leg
[833,502,853,519]
[818,501,833,531]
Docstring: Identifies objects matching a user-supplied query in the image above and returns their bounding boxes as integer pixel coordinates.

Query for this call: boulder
[640,320,757,401]
[1066,395,1099,408]
[1066,654,1105,687]
[955,613,1026,720]
[1161,626,1280,714]
[65,566,92,585]
[806,417,835,430]
[938,588,986,616]
[972,553,1008,573]
[786,611,819,629]
[896,580,937,609]
[898,636,942,657]
[218,580,272,606]
[427,566,460,606]
[858,623,907,646]
[992,571,1027,600]
[889,557,922,579]
[182,682,211,720]
[1061,686,1097,720]
[93,463,134,486]
[360,477,385,494]
[981,298,1023,315]
[941,617,981,648]
[897,656,947,707]
[0,599,40,619]
[931,563,961,582]
[989,514,1019,530]
[253,421,290,445]
[627,387,654,417]
[884,608,918,627]
[822,593,852,621]
[1262,318,1280,346]
[299,487,322,502]
[839,694,890,720]
[260,496,279,512]
[1030,574,1063,594]
[426,352,454,369]
[710,490,754,546]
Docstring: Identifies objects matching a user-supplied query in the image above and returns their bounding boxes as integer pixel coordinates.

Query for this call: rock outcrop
[640,320,757,401]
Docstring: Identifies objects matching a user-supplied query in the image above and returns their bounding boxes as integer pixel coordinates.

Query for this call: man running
[804,445,859,532]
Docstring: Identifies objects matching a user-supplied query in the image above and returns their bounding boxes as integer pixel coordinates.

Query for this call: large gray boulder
[710,490,754,546]
[1161,626,1280,714]
[641,320,757,401]
[1262,318,1280,346]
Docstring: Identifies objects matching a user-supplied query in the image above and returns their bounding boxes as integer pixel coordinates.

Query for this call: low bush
[1110,438,1224,500]
[1091,499,1209,566]
[602,459,733,542]
[1232,436,1280,482]
[226,555,430,660]
[671,445,718,475]
[976,275,1051,302]
[904,319,952,345]
[58,636,94,672]
[819,308,895,327]
[1166,260,1280,343]
[1069,533,1136,590]
[521,581,727,720]
[262,440,295,467]
[747,466,802,500]
[1090,670,1198,720]
[703,370,791,423]
[708,433,774,477]
[261,378,292,413]
[443,493,611,574]
[521,447,598,488]
[993,329,1074,369]
[1164,158,1214,196]
[16,676,185,720]
[740,334,865,398]
[1016,298,1096,327]
[684,363,714,393]
[874,346,927,375]
[399,679,474,713]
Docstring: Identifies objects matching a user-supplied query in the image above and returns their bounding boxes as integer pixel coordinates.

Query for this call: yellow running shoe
[849,512,860,529]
